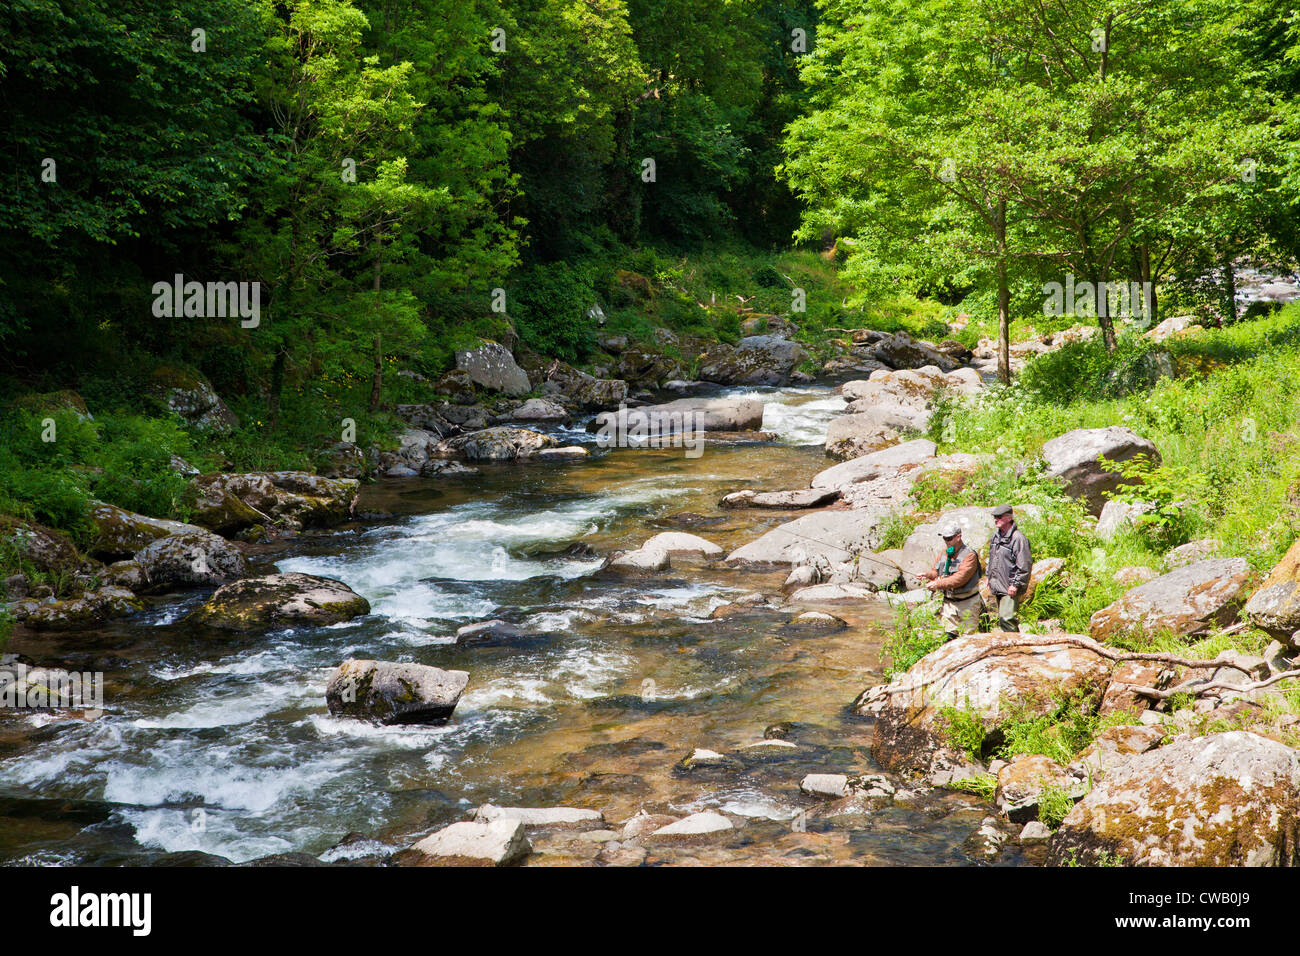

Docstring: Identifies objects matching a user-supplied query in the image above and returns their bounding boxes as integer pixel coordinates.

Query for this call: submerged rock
[640,532,722,560]
[325,659,469,725]
[190,572,370,631]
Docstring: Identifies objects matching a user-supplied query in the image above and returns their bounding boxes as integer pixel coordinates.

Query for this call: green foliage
[937,703,988,763]
[1100,453,1209,549]
[882,598,948,680]
[946,774,997,800]
[1036,784,1077,830]
[512,261,599,362]
[995,692,1101,765]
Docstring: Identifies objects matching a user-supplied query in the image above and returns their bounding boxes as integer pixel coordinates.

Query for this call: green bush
[512,262,599,362]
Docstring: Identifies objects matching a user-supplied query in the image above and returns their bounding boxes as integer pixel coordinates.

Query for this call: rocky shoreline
[4,316,1299,867]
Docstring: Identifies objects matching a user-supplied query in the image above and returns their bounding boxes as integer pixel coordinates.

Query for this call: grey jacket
[987,523,1032,596]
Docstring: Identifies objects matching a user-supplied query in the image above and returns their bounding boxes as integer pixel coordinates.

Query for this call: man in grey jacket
[987,504,1032,631]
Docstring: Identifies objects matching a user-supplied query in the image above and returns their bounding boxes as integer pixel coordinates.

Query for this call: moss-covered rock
[1049,732,1300,866]
[1243,537,1300,637]
[0,517,81,574]
[148,365,238,433]
[325,658,469,724]
[189,472,359,534]
[87,501,207,560]
[188,572,369,632]
[11,586,143,630]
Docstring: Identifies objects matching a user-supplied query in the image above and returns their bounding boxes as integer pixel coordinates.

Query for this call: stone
[785,583,881,605]
[406,819,530,866]
[133,530,246,592]
[810,438,937,490]
[541,363,628,411]
[603,548,671,575]
[620,811,681,841]
[823,413,902,460]
[1095,499,1155,541]
[473,805,604,829]
[725,508,893,568]
[677,748,742,772]
[1099,661,1164,718]
[640,532,723,560]
[800,773,849,798]
[1243,537,1300,637]
[439,426,558,461]
[1089,558,1253,641]
[826,552,904,591]
[720,488,841,510]
[190,472,359,534]
[1050,732,1300,866]
[1033,426,1160,514]
[996,754,1084,823]
[1113,566,1158,587]
[9,586,143,631]
[1163,538,1221,570]
[872,332,960,372]
[699,335,808,386]
[536,446,588,461]
[782,565,818,594]
[507,398,569,422]
[1,518,81,572]
[148,365,238,433]
[646,812,734,840]
[326,658,469,724]
[190,572,370,631]
[317,441,366,479]
[86,502,206,560]
[433,368,477,404]
[455,342,531,396]
[854,633,1112,776]
[1070,724,1166,782]
[1020,821,1052,844]
[589,397,765,435]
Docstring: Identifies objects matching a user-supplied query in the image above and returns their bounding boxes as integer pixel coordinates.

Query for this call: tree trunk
[995,198,1010,385]
[1140,242,1156,324]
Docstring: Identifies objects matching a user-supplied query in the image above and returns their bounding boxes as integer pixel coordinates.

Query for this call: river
[0,386,1023,866]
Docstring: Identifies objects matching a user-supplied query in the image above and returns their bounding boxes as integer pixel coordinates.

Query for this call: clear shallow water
[0,386,1011,866]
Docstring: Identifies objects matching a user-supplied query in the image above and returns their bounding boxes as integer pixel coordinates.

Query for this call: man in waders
[920,523,983,639]
[987,504,1032,632]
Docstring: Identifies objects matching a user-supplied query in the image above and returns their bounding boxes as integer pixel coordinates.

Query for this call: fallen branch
[871,633,1257,700]
[1116,668,1300,703]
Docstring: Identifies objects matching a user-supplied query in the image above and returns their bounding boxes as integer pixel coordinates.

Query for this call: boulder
[1113,566,1158,587]
[699,336,808,386]
[506,398,569,423]
[786,582,881,605]
[326,658,469,724]
[541,363,628,411]
[405,819,530,866]
[640,532,722,560]
[1089,558,1253,641]
[2,518,82,571]
[824,413,902,460]
[1098,661,1165,718]
[190,572,370,631]
[826,551,904,591]
[603,548,671,575]
[1069,724,1166,780]
[455,342,531,396]
[1033,427,1160,514]
[433,368,477,404]
[617,348,681,386]
[10,586,143,630]
[133,530,246,592]
[317,442,366,479]
[800,773,849,799]
[725,508,893,569]
[535,446,588,462]
[787,610,848,631]
[1095,499,1155,541]
[438,426,558,461]
[148,365,238,433]
[589,398,765,436]
[190,472,359,534]
[996,754,1085,823]
[871,332,960,372]
[1163,538,1221,570]
[853,633,1112,775]
[1050,732,1300,866]
[810,438,937,490]
[720,488,840,510]
[1243,538,1300,637]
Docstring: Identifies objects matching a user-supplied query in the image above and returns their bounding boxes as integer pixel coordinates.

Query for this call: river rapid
[0,386,1024,867]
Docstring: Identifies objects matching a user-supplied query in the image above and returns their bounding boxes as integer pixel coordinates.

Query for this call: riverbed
[0,386,1018,866]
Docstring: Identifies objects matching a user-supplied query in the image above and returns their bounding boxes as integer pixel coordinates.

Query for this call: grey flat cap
[938,523,961,538]
[991,504,1013,518]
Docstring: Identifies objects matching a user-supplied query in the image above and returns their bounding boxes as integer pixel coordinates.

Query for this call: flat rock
[405,819,530,866]
[603,548,671,575]
[725,508,893,568]
[800,773,849,798]
[640,532,722,559]
[473,805,604,829]
[646,811,734,840]
[810,439,937,490]
[190,572,370,631]
[720,488,841,509]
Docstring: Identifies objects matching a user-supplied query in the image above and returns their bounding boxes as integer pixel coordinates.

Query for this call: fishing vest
[936,543,982,599]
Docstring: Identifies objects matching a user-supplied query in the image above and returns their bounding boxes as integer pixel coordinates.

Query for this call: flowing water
[0,386,1021,866]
